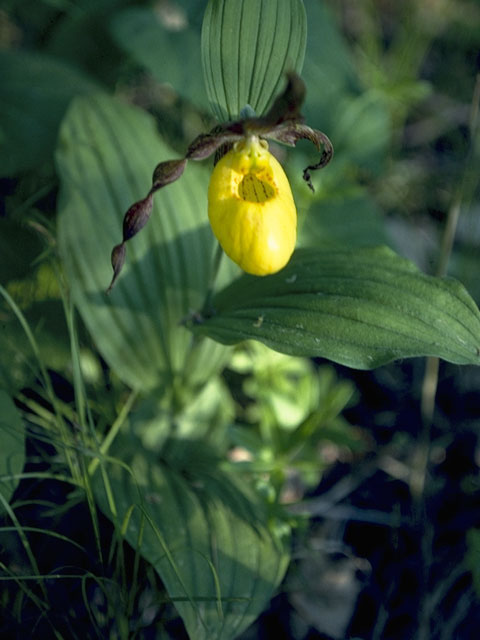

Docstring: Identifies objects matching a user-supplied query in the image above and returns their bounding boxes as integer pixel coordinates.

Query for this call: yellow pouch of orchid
[208,137,297,276]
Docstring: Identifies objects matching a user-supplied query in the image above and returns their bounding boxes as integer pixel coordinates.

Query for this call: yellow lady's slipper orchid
[108,73,333,293]
[208,137,296,276]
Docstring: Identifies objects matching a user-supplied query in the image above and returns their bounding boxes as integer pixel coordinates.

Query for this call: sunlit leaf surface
[56,94,229,392]
[194,247,480,368]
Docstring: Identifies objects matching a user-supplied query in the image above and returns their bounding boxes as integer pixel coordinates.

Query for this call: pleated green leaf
[201,0,306,120]
[0,390,25,508]
[56,94,229,392]
[193,247,480,369]
[95,452,289,640]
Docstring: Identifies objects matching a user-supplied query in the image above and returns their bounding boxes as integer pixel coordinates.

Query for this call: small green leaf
[201,0,306,120]
[0,390,25,508]
[193,247,480,369]
[56,94,230,392]
[95,452,289,639]
[0,50,98,175]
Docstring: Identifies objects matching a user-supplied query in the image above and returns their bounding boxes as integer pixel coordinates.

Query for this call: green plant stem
[202,241,224,316]
[416,74,480,640]
[415,196,462,498]
[88,390,138,477]
[420,74,480,432]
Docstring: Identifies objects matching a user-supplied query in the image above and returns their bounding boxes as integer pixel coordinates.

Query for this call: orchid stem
[414,75,480,500]
[202,242,224,316]
[420,74,480,429]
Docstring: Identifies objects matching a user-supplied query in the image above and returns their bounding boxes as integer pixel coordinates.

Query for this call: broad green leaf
[0,390,25,507]
[133,375,234,453]
[95,451,289,639]
[193,247,480,369]
[0,50,98,176]
[110,5,208,110]
[201,0,306,120]
[56,94,230,392]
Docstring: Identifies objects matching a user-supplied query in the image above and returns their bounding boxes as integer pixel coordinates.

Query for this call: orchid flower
[108,72,333,292]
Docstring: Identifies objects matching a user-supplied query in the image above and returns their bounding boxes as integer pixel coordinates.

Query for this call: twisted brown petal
[108,128,228,291]
[108,159,191,291]
[186,130,241,161]
[107,193,154,293]
[152,158,187,192]
[266,123,334,192]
